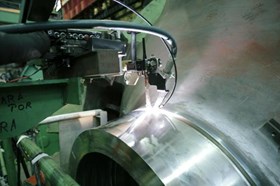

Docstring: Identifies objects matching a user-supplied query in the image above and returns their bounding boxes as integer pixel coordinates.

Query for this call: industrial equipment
[69,0,280,185]
[0,0,280,185]
[0,0,177,185]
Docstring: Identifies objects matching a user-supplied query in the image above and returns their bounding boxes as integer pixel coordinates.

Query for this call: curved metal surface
[70,109,250,185]
[159,0,280,185]
[71,0,280,185]
[119,0,280,185]
[69,112,164,186]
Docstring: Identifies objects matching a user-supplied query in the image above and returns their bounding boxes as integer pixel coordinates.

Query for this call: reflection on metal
[70,109,250,185]
[162,143,214,184]
[39,110,107,172]
[70,0,280,185]
[58,110,107,172]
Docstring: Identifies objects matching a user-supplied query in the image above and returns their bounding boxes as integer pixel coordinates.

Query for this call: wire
[113,0,177,107]
[113,0,151,25]
[8,67,43,83]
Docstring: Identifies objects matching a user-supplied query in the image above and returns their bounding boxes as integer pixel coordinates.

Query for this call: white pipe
[39,109,104,125]
[0,147,7,176]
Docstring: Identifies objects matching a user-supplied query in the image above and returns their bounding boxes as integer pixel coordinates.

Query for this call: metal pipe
[17,136,79,186]
[39,109,103,125]
[0,146,7,177]
[131,32,137,63]
[0,19,177,56]
[2,139,17,186]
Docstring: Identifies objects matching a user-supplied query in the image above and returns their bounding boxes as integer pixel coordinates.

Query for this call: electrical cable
[0,7,177,105]
[8,67,43,83]
[0,20,177,52]
[112,0,177,107]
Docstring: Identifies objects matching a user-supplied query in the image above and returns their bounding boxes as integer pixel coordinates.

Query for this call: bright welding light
[130,106,162,131]
[129,109,150,131]
[154,95,165,108]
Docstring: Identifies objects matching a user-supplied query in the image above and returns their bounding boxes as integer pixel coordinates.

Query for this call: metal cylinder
[131,32,137,64]
[17,136,79,186]
[70,0,280,185]
[70,109,251,185]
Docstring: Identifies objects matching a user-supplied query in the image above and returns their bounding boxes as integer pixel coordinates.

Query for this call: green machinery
[0,2,83,184]
[0,0,20,24]
[0,78,83,186]
[0,79,82,139]
[0,0,177,185]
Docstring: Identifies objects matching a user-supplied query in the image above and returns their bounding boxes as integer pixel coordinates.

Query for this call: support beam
[0,78,82,139]
[2,139,17,186]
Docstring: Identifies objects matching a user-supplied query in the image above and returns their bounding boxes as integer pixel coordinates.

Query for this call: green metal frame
[0,7,20,24]
[0,78,82,139]
[2,139,17,186]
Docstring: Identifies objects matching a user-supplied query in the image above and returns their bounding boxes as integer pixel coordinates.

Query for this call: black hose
[0,20,177,57]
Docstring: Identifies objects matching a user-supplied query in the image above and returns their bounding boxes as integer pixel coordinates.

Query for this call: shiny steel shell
[70,0,280,185]
[70,109,250,185]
